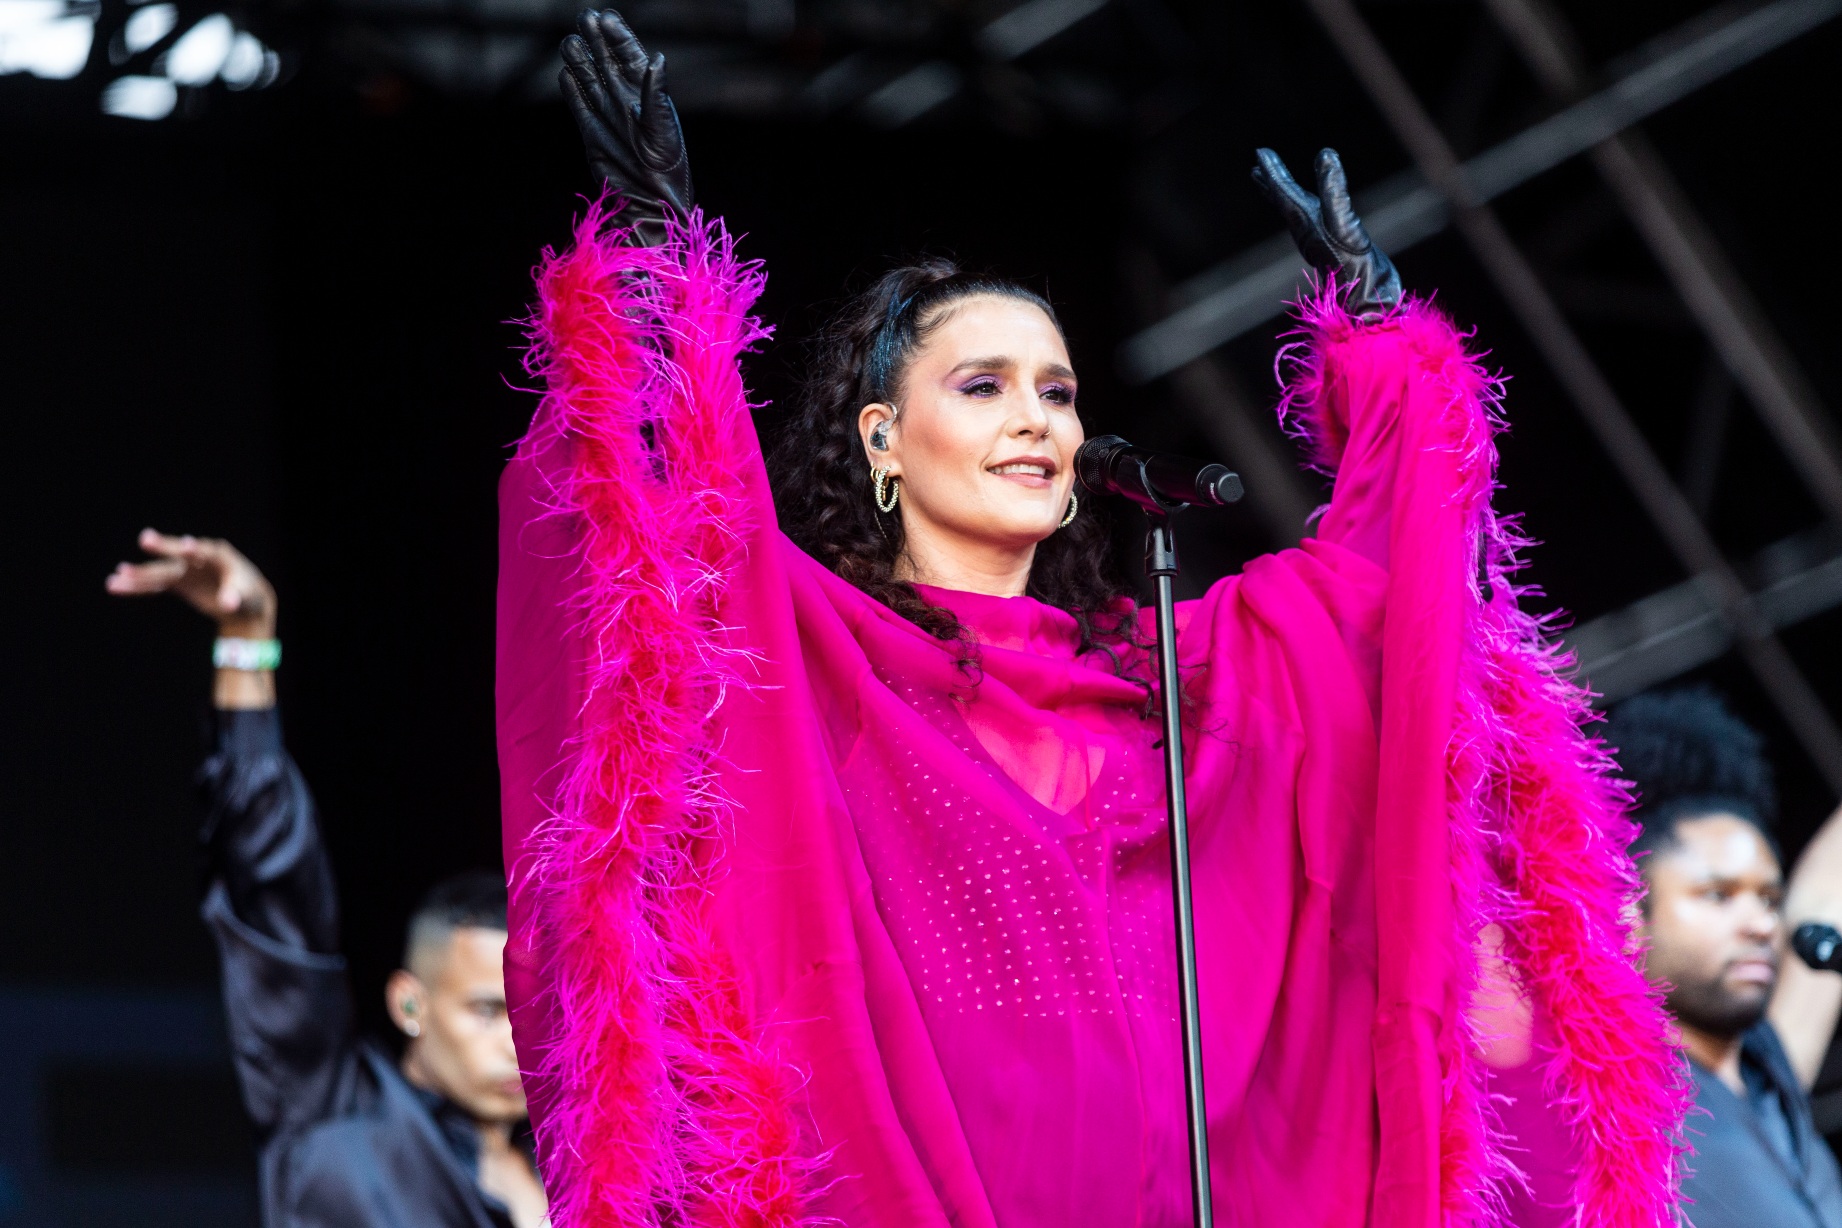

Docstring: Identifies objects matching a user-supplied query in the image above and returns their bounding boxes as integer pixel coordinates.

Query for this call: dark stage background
[2,0,1840,1220]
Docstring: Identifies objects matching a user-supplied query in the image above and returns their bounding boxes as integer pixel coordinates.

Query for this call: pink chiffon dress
[493,208,1685,1228]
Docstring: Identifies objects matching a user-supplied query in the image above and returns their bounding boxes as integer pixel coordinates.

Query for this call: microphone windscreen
[1075,435,1126,496]
[1201,466,1244,506]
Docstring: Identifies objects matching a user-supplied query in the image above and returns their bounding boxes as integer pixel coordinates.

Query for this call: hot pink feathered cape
[494,208,1685,1227]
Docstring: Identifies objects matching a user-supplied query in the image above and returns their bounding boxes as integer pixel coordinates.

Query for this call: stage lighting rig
[4,0,1144,132]
[1,0,282,119]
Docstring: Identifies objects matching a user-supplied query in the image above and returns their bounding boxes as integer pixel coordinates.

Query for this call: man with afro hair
[1608,686,1842,1228]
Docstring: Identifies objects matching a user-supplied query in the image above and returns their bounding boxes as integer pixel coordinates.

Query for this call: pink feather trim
[1281,285,1688,1228]
[518,202,819,1227]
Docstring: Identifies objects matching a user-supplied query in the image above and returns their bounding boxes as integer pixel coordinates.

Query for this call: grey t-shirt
[1683,1022,1842,1228]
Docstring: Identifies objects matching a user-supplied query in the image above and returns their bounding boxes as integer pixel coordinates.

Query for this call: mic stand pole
[1146,508,1213,1228]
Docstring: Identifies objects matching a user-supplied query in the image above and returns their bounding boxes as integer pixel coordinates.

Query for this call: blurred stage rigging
[4,0,1842,1222]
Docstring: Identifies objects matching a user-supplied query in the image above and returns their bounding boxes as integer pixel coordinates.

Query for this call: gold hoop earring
[873,467,900,513]
[1060,491,1078,528]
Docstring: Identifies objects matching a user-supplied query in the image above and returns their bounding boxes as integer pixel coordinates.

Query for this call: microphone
[1075,435,1244,511]
[1794,922,1842,971]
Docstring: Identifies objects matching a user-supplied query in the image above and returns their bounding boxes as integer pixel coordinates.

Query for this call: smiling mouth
[989,460,1056,479]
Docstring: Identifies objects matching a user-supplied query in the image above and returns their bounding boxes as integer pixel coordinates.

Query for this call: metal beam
[1117,0,1842,383]
[1570,526,1842,704]
[860,61,962,126]
[1484,0,1842,523]
[977,0,1110,60]
[1301,0,1842,792]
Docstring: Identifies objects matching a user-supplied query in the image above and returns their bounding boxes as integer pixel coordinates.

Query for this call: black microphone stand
[1142,501,1214,1228]
[1076,436,1240,1227]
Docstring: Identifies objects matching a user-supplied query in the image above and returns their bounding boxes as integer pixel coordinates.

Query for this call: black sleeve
[198,707,359,1138]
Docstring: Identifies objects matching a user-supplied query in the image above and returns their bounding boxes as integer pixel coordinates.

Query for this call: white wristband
[214,637,281,671]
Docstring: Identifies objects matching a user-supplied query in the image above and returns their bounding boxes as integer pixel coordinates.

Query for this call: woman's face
[858,295,1083,562]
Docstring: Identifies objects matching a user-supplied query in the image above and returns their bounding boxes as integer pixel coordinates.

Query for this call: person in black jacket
[107,528,548,1228]
[1607,688,1842,1228]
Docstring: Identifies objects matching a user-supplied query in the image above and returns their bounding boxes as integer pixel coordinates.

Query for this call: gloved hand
[1252,147,1401,322]
[559,9,694,247]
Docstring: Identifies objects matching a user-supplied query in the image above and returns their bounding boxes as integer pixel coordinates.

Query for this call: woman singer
[495,13,1683,1226]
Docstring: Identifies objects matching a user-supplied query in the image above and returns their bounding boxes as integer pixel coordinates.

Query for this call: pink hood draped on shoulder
[494,206,1686,1227]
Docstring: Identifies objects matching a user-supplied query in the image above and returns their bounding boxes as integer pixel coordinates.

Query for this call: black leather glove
[559,9,694,247]
[1252,147,1401,322]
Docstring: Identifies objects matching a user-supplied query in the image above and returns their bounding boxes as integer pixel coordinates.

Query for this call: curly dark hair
[1603,685,1778,862]
[767,257,1147,684]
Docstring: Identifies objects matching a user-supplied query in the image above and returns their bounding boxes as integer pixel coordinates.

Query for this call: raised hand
[106,529,276,639]
[1252,147,1401,322]
[560,9,694,247]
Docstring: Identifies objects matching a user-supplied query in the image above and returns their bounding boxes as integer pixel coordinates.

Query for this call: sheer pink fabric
[495,209,1681,1227]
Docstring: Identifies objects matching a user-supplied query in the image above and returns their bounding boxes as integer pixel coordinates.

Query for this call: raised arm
[560,8,693,247]
[1245,150,1683,1219]
[1254,146,1401,325]
[107,531,354,1137]
[502,18,799,1220]
[1771,804,1842,1087]
[1252,148,1410,568]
